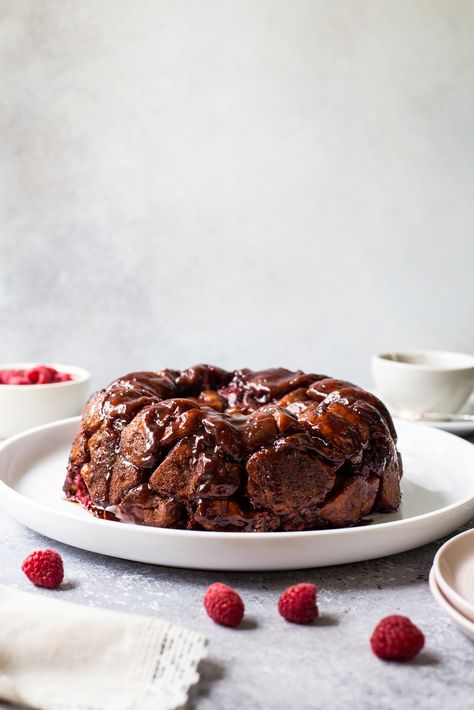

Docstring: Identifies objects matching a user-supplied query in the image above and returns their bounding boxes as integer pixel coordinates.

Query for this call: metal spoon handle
[421,412,474,422]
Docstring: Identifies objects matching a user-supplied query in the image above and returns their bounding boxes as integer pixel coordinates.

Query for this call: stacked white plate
[430,528,474,640]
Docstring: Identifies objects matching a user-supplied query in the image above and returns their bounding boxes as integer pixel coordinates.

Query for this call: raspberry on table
[22,549,64,589]
[204,582,245,627]
[370,615,425,661]
[278,582,318,624]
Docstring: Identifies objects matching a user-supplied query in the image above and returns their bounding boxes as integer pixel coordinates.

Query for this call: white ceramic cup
[0,363,90,438]
[371,349,474,417]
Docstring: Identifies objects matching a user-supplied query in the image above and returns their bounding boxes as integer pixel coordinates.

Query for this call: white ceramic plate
[0,418,474,571]
[429,568,474,641]
[433,529,474,622]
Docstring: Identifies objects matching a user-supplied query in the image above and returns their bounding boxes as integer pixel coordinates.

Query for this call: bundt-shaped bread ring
[63,365,402,531]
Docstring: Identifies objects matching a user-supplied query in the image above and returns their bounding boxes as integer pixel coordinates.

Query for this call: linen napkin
[0,585,208,710]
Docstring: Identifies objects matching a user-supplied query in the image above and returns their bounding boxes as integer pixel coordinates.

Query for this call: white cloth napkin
[0,585,208,710]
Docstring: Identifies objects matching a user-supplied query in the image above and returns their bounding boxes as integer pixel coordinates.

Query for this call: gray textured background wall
[1,1,473,391]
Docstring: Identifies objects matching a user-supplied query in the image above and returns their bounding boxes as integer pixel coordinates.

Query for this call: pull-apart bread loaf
[63,365,402,531]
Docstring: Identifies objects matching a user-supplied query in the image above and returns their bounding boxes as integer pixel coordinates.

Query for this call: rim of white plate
[429,567,474,634]
[433,528,474,618]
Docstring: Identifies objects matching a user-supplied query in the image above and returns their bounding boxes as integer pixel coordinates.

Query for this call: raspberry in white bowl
[0,365,74,386]
[0,363,90,438]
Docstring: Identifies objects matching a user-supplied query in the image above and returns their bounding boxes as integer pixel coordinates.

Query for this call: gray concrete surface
[0,505,473,709]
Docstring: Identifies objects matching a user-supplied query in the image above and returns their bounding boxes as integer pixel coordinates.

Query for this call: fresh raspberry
[7,375,31,385]
[0,369,22,384]
[278,583,318,624]
[0,366,72,385]
[370,615,425,661]
[204,583,244,627]
[26,366,56,384]
[22,549,64,589]
[55,372,73,382]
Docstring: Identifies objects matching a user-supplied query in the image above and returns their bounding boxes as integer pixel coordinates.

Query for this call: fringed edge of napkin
[135,618,209,710]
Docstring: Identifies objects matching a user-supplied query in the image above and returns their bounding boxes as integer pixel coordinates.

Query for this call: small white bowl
[433,528,474,623]
[371,349,474,417]
[0,363,90,438]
